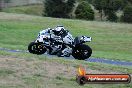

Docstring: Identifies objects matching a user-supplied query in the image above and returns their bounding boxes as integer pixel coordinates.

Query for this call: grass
[2,4,43,16]
[0,69,14,77]
[0,12,132,61]
[0,51,131,88]
[0,50,131,73]
[2,3,122,21]
[0,7,132,88]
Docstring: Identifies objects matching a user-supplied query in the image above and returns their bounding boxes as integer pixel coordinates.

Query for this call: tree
[93,0,127,21]
[107,11,118,22]
[127,0,132,4]
[0,0,11,11]
[121,5,132,23]
[75,1,94,20]
[43,0,75,18]
[78,0,93,3]
[93,0,103,20]
[4,0,11,3]
[0,0,4,11]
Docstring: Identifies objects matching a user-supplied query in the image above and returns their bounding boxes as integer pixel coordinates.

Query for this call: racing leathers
[38,28,74,56]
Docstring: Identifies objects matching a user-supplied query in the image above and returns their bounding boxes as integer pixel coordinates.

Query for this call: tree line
[43,0,132,23]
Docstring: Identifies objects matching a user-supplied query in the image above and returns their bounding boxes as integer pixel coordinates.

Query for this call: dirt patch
[0,55,122,76]
[0,55,124,87]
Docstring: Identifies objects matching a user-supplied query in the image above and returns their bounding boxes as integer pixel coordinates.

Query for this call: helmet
[53,25,65,36]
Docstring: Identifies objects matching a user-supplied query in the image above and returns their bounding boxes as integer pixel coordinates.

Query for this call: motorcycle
[28,31,92,60]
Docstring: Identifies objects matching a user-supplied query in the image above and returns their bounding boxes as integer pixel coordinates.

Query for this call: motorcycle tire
[28,42,46,55]
[72,44,92,60]
[57,51,63,57]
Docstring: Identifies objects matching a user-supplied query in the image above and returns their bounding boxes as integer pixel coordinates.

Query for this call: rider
[40,25,74,56]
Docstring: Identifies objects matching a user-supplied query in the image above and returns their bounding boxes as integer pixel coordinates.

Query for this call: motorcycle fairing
[74,36,92,45]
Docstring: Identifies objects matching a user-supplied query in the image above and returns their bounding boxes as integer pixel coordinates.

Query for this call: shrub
[43,0,75,18]
[121,5,132,23]
[107,11,118,22]
[75,1,94,20]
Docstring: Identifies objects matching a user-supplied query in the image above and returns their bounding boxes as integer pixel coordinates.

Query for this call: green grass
[0,12,132,88]
[0,12,132,61]
[2,4,43,16]
[0,69,14,77]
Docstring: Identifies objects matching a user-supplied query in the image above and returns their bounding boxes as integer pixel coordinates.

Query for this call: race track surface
[0,48,132,66]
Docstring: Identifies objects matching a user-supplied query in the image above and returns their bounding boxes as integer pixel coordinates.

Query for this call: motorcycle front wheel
[28,42,47,55]
[72,44,92,60]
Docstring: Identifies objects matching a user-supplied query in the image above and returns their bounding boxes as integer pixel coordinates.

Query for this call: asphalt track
[0,48,132,66]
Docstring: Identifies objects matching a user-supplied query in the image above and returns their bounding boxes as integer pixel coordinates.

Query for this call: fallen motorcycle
[28,31,92,60]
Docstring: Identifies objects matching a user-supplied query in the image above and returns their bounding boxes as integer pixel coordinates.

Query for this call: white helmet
[53,25,66,36]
